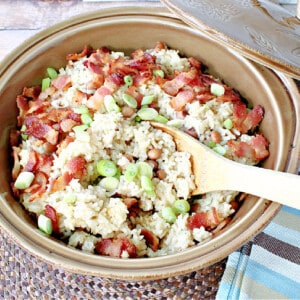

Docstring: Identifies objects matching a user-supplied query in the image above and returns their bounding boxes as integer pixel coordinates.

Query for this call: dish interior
[0,8,297,279]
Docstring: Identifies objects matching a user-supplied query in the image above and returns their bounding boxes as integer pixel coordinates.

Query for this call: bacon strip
[51,75,72,90]
[66,156,87,179]
[87,85,112,110]
[66,45,90,61]
[95,237,137,258]
[162,68,198,96]
[233,103,264,133]
[227,134,269,162]
[187,207,220,230]
[170,89,195,111]
[141,229,159,252]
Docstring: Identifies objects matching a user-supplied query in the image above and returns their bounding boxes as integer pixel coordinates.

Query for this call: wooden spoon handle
[222,162,300,209]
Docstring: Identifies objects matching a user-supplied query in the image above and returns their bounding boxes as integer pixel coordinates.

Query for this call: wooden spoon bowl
[151,122,300,210]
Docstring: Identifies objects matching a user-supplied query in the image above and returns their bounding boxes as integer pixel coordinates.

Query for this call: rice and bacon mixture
[10,42,269,258]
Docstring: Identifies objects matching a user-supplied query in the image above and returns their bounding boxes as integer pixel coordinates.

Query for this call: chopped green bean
[14,171,35,189]
[41,78,51,91]
[167,119,184,128]
[64,193,76,204]
[100,177,119,191]
[153,115,168,124]
[47,67,58,80]
[137,162,153,178]
[81,113,93,126]
[153,70,164,78]
[207,141,216,148]
[137,107,158,120]
[161,207,177,223]
[213,145,226,156]
[38,214,53,235]
[74,105,89,114]
[104,95,121,113]
[20,124,28,140]
[124,163,139,182]
[122,94,137,108]
[141,95,155,106]
[210,83,225,97]
[124,75,133,86]
[97,159,118,177]
[114,168,121,179]
[173,199,190,214]
[223,118,233,130]
[140,175,154,193]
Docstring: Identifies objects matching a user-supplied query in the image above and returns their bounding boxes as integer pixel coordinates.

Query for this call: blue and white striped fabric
[217,206,300,299]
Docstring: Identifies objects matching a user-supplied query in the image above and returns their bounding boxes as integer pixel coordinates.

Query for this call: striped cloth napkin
[216,206,300,299]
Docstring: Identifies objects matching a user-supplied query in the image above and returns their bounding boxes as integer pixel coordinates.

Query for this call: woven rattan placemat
[0,227,226,299]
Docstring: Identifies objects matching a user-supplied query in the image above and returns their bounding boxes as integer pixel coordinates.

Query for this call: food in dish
[10,42,269,258]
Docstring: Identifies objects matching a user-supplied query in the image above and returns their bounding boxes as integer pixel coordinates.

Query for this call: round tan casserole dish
[0,6,299,280]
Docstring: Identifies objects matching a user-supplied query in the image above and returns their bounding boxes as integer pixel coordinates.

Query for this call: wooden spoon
[151,122,300,210]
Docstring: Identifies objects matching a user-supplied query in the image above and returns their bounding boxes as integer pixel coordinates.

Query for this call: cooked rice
[11,43,269,258]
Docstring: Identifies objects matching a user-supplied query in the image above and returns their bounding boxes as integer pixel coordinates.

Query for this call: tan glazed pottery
[0,6,299,280]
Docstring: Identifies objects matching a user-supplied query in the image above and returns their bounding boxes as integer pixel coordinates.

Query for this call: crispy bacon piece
[123,197,140,218]
[133,70,152,86]
[45,204,59,234]
[16,95,29,125]
[130,48,144,59]
[66,45,90,61]
[22,86,41,100]
[60,118,78,132]
[24,150,38,172]
[50,172,73,192]
[227,140,254,160]
[56,136,74,155]
[11,147,21,180]
[43,126,59,145]
[109,57,138,78]
[188,57,202,69]
[227,134,269,162]
[141,229,159,252]
[233,103,264,133]
[87,74,105,90]
[170,89,195,111]
[128,52,156,72]
[154,41,167,51]
[196,92,215,103]
[66,156,87,179]
[162,68,198,96]
[47,108,81,124]
[87,47,111,67]
[87,85,112,110]
[251,134,269,160]
[187,207,220,230]
[123,197,138,209]
[24,116,59,145]
[26,171,48,202]
[10,129,20,147]
[217,88,240,103]
[51,75,72,90]
[27,98,50,114]
[95,237,137,258]
[175,110,187,119]
[72,90,87,106]
[36,153,54,174]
